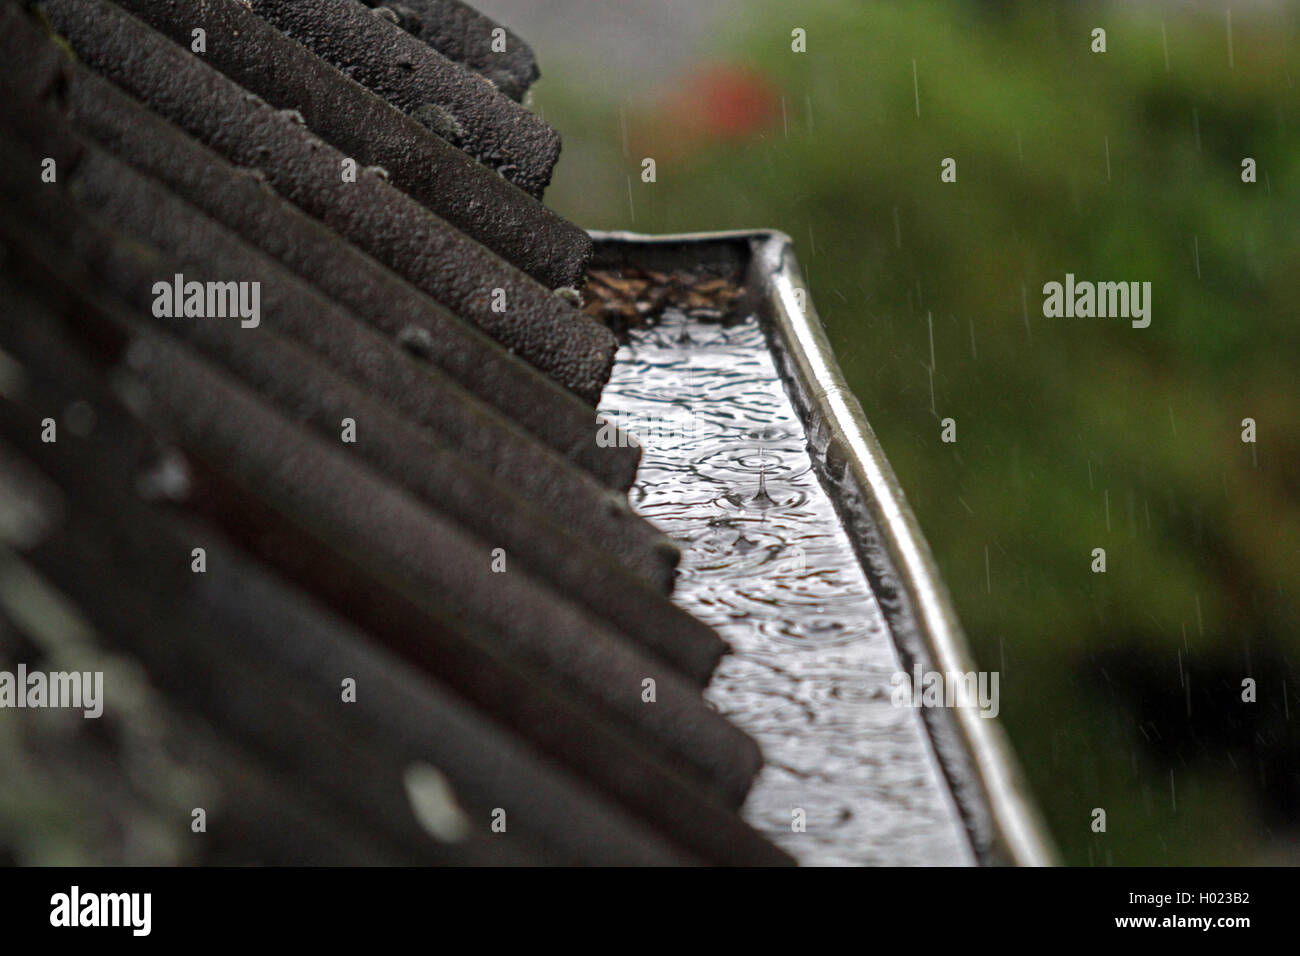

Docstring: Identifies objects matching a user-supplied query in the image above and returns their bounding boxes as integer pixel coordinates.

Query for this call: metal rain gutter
[590,229,1059,867]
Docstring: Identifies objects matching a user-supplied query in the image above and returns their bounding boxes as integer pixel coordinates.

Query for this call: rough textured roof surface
[0,0,793,864]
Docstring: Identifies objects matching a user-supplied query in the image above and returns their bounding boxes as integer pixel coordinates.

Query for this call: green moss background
[533,0,1300,864]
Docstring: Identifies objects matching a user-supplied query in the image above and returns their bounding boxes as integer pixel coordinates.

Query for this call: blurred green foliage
[536,0,1300,863]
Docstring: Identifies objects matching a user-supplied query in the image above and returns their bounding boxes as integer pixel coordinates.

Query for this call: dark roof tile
[0,0,795,865]
[42,61,638,485]
[359,0,540,102]
[243,0,559,194]
[39,0,610,399]
[43,0,590,287]
[0,287,693,865]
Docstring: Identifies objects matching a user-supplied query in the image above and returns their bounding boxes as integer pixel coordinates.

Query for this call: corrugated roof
[0,0,793,865]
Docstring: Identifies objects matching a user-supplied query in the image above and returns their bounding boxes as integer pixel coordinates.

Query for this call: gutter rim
[589,227,1059,867]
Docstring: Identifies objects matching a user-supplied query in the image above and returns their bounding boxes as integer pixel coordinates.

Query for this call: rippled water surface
[599,309,972,865]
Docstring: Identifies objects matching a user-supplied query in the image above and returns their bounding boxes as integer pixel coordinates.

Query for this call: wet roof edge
[590,228,1059,867]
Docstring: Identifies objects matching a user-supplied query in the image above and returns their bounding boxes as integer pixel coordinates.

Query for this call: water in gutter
[597,295,973,865]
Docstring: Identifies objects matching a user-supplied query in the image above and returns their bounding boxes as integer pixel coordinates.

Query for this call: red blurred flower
[634,64,782,161]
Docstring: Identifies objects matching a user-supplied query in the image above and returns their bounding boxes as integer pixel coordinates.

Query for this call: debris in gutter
[584,266,748,337]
